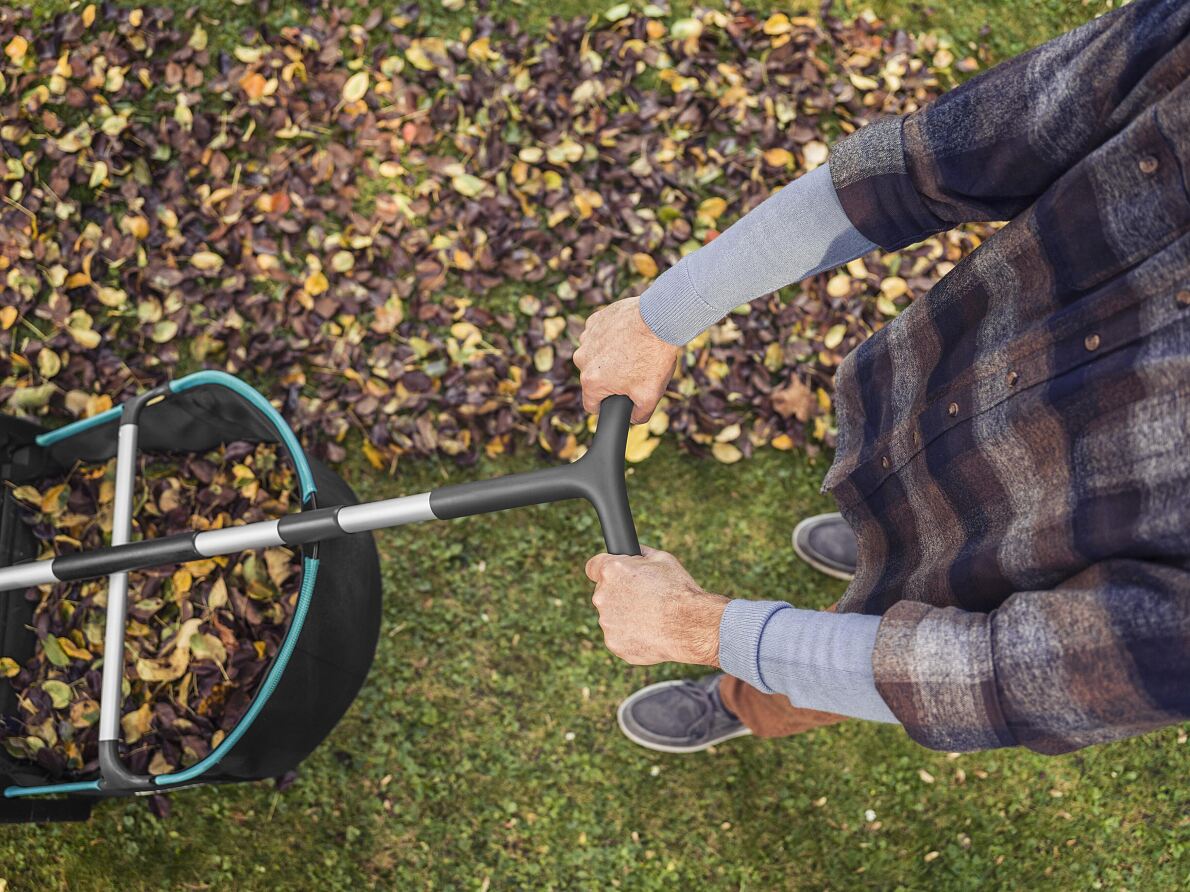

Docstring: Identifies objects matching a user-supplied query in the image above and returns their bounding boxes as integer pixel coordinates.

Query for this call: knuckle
[604,560,627,581]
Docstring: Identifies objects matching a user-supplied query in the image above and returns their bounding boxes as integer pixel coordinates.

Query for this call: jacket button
[947,401,959,417]
[1084,333,1101,351]
[881,455,890,470]
[1139,156,1159,174]
[1178,289,1190,307]
[1006,370,1018,386]
[912,430,921,446]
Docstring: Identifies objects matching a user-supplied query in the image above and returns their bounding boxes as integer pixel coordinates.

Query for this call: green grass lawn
[2,445,1187,890]
[5,1,1187,889]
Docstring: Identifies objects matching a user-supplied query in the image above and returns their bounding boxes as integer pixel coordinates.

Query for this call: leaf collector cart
[0,370,638,823]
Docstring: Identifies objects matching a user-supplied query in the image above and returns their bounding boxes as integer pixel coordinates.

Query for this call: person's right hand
[574,296,679,423]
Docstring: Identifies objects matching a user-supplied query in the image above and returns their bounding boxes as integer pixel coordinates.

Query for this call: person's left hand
[585,546,729,666]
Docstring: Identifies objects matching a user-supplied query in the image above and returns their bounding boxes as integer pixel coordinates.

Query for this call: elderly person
[576,0,1190,755]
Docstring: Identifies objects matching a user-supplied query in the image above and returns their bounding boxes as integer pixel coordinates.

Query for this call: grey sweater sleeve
[718,600,900,724]
[639,162,876,345]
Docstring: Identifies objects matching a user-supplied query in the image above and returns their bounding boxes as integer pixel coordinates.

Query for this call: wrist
[632,296,680,355]
[671,590,729,666]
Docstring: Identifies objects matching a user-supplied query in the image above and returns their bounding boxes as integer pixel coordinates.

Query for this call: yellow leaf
[190,632,226,665]
[240,71,267,100]
[0,306,17,330]
[121,702,153,744]
[623,424,660,463]
[647,403,670,436]
[37,349,61,379]
[533,344,554,373]
[89,160,108,189]
[68,326,101,349]
[711,442,743,464]
[82,4,96,27]
[172,567,193,595]
[826,274,852,298]
[573,189,603,219]
[135,618,203,682]
[40,483,70,515]
[451,174,488,198]
[342,71,369,103]
[823,324,847,350]
[698,197,727,221]
[771,433,795,451]
[763,13,792,35]
[715,423,741,442]
[362,439,386,470]
[803,141,829,168]
[42,680,72,709]
[880,276,908,299]
[304,270,329,295]
[467,36,498,63]
[671,18,702,40]
[122,215,149,240]
[632,253,658,278]
[406,43,435,71]
[264,548,294,588]
[189,251,224,271]
[97,286,127,307]
[763,147,793,167]
[4,35,27,63]
[84,394,113,417]
[208,577,229,610]
[58,637,92,661]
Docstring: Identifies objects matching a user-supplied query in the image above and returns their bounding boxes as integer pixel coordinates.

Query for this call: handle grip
[586,395,641,555]
[427,395,641,555]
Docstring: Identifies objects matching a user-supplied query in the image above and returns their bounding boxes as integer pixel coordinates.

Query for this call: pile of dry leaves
[0,2,989,466]
[0,442,301,779]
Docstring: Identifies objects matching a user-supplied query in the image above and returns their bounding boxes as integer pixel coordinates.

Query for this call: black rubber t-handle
[429,395,641,555]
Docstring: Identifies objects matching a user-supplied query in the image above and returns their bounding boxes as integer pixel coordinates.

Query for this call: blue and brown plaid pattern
[824,0,1190,753]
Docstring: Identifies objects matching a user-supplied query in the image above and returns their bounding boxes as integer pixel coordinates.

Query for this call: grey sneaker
[792,512,857,581]
[616,673,751,753]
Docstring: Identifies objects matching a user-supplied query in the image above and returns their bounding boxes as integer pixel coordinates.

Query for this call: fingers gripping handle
[426,395,641,555]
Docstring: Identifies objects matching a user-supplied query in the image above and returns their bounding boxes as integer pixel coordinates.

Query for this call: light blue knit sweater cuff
[718,600,900,724]
[717,599,790,693]
[638,161,876,345]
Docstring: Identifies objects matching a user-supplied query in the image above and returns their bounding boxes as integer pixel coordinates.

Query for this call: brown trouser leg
[719,676,848,738]
[718,601,849,738]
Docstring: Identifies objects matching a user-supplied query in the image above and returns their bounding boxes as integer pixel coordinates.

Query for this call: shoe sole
[791,517,856,582]
[616,680,753,754]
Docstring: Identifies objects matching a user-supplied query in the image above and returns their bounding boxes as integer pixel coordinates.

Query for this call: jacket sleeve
[829,0,1190,250]
[871,560,1190,754]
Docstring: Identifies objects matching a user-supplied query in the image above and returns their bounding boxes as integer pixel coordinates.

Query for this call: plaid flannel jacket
[824,0,1190,754]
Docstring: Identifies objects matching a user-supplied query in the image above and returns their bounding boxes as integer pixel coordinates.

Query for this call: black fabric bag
[0,373,381,821]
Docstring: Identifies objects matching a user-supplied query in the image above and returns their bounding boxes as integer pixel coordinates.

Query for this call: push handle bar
[429,394,640,555]
[0,396,641,591]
